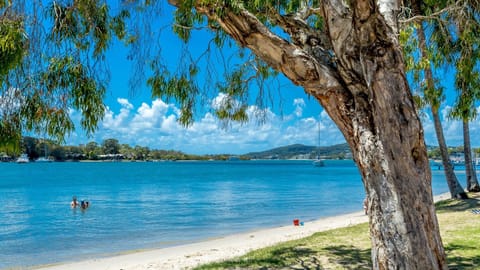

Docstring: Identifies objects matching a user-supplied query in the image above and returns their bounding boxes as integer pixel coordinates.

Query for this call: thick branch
[167,0,343,94]
[218,9,342,91]
[272,12,333,53]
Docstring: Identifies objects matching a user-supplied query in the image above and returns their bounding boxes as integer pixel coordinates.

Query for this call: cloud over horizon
[66,97,480,155]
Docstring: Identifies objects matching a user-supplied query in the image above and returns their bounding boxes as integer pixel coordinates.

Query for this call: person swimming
[80,200,90,210]
[71,196,79,208]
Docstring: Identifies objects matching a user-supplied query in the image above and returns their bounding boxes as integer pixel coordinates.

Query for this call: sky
[62,3,479,155]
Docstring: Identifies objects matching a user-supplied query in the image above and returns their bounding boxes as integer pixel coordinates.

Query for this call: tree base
[455,192,469,199]
[467,185,480,192]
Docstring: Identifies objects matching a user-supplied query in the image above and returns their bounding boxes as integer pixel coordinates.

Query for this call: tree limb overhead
[167,0,344,94]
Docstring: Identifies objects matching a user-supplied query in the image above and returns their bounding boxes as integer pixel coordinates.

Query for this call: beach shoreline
[34,192,451,270]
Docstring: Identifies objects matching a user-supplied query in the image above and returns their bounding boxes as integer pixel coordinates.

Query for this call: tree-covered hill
[243,143,352,160]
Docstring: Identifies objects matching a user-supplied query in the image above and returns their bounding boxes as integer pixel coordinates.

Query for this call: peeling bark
[168,0,448,268]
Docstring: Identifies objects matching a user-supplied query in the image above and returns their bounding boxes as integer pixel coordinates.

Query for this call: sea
[0,160,455,269]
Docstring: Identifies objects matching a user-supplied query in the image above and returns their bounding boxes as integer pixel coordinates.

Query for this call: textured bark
[414,11,467,199]
[169,0,448,268]
[463,120,480,192]
[323,2,446,267]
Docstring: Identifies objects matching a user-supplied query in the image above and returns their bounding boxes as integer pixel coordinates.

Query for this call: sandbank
[36,193,450,270]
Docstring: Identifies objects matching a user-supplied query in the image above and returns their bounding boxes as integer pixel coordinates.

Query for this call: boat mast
[317,119,321,159]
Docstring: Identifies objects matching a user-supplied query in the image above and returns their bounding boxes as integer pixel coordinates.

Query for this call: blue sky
[64,3,478,155]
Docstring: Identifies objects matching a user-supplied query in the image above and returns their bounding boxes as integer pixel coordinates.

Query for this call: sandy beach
[36,193,450,270]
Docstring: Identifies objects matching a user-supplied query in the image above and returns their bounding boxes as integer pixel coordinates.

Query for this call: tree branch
[221,9,343,91]
[399,3,464,24]
[271,10,333,52]
[167,0,343,94]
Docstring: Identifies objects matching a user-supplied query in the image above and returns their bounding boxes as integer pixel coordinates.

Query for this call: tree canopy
[0,0,127,148]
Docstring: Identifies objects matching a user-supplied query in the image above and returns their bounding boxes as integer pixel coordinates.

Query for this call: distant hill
[243,143,352,160]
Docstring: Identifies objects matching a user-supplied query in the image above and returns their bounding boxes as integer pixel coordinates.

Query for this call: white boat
[16,154,29,163]
[36,140,52,162]
[313,159,325,167]
[36,157,52,162]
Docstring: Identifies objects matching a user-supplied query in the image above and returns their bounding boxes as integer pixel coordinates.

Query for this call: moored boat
[35,157,52,162]
[313,159,325,167]
[16,154,29,163]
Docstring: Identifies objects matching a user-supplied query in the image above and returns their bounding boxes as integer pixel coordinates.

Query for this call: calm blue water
[0,160,452,269]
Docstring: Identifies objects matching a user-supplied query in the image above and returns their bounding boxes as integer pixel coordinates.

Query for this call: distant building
[449,153,464,164]
[291,154,310,159]
[1,154,12,162]
[98,154,124,160]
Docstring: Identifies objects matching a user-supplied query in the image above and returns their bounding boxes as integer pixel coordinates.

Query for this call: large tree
[447,1,480,192]
[404,0,480,194]
[158,0,447,268]
[401,0,467,199]
[102,138,120,155]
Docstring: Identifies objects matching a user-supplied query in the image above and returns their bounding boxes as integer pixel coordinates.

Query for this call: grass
[195,193,480,270]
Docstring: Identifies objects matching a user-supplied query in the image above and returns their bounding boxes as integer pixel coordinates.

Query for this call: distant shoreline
[2,158,350,163]
[36,192,451,270]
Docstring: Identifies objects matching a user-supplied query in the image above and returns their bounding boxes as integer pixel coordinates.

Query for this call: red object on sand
[293,219,300,226]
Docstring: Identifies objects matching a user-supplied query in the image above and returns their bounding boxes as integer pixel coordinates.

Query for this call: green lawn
[195,193,480,270]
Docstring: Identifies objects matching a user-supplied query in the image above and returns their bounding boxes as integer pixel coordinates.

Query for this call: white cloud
[293,98,306,117]
[67,94,345,154]
[62,94,480,154]
[117,98,133,110]
[66,94,479,154]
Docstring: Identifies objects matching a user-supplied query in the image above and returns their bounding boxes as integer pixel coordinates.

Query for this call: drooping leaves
[40,56,106,136]
[448,2,480,121]
[48,0,119,57]
[0,18,25,83]
[0,0,128,147]
[148,65,199,126]
[137,0,327,126]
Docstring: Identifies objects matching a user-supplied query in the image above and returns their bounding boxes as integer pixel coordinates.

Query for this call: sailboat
[36,140,52,162]
[36,156,52,162]
[313,158,324,167]
[313,120,325,167]
[16,153,29,163]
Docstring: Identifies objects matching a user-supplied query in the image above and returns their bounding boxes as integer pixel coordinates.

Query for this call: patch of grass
[196,221,371,270]
[438,193,480,270]
[195,193,480,270]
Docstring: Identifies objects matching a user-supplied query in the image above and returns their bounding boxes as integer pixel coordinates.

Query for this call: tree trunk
[171,0,448,268]
[414,15,467,199]
[341,71,447,269]
[316,3,448,267]
[432,108,467,198]
[463,120,480,192]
